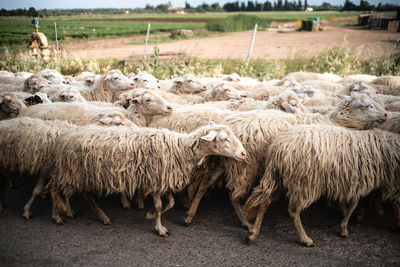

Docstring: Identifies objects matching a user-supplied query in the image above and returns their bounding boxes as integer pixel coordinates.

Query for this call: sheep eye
[146,99,151,102]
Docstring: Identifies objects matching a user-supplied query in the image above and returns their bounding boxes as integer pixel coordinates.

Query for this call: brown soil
[62,25,400,61]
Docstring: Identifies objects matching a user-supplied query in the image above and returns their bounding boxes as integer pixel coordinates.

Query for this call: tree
[28,7,39,17]
[277,0,283,10]
[264,1,272,10]
[304,0,308,8]
[185,2,191,9]
[360,0,371,11]
[342,0,357,10]
[297,0,302,10]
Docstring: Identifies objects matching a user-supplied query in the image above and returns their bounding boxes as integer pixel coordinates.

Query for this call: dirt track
[63,26,400,60]
[0,184,399,265]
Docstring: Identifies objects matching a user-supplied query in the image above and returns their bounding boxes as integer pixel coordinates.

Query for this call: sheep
[160,74,208,94]
[128,71,160,90]
[78,70,134,102]
[0,93,27,119]
[300,80,344,92]
[183,93,388,227]
[283,72,342,83]
[339,74,377,84]
[374,111,400,134]
[49,121,246,237]
[336,80,377,96]
[0,91,51,108]
[228,90,308,113]
[20,89,172,127]
[371,75,400,88]
[36,69,68,84]
[51,87,87,103]
[244,125,400,246]
[0,117,79,218]
[0,114,136,219]
[0,75,52,93]
[15,72,33,79]
[247,84,285,100]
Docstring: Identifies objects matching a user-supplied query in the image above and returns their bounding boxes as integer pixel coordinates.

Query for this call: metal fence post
[142,23,151,64]
[245,24,257,70]
[54,22,59,58]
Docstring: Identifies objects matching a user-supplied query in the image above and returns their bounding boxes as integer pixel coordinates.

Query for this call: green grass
[0,18,205,46]
[0,11,359,46]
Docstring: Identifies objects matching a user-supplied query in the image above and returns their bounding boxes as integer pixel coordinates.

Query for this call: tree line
[0,1,399,17]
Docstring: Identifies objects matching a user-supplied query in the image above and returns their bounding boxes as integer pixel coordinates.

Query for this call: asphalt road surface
[0,183,399,266]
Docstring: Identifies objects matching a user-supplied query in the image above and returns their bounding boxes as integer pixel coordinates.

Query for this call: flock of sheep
[0,68,399,246]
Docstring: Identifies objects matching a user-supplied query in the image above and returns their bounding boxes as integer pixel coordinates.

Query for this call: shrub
[206,14,270,32]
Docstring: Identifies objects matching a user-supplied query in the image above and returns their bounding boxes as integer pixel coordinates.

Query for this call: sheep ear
[134,77,139,81]
[97,114,112,125]
[350,92,360,96]
[201,130,217,142]
[24,96,34,103]
[349,101,365,109]
[208,121,218,129]
[4,95,11,102]
[104,74,112,80]
[34,95,43,103]
[174,78,184,86]
[131,96,141,104]
[337,94,350,100]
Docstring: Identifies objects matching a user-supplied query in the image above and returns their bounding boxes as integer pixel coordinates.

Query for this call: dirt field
[0,185,399,265]
[63,26,400,60]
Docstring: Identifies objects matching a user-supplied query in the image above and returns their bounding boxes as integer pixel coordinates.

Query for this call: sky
[1,0,399,10]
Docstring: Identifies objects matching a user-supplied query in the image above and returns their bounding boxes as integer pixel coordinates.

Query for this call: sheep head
[209,83,246,101]
[59,88,86,103]
[173,75,207,94]
[103,70,134,91]
[198,121,246,163]
[24,75,52,93]
[130,71,160,90]
[0,94,27,116]
[97,112,136,127]
[129,89,173,116]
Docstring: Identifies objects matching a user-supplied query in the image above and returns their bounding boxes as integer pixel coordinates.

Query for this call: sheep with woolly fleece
[0,114,136,219]
[0,75,52,93]
[121,83,245,106]
[300,80,345,92]
[0,93,27,119]
[0,91,51,107]
[160,74,208,94]
[15,72,33,79]
[20,89,172,127]
[0,117,79,218]
[339,74,377,84]
[244,125,400,246]
[49,121,246,236]
[371,75,400,88]
[36,69,68,84]
[50,87,87,103]
[284,72,342,83]
[128,71,160,90]
[77,70,134,102]
[184,93,388,227]
[227,90,308,113]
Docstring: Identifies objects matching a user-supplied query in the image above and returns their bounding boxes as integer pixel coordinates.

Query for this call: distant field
[0,11,358,46]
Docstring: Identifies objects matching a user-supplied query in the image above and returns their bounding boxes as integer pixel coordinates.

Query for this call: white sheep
[160,74,208,94]
[129,71,160,90]
[49,121,246,238]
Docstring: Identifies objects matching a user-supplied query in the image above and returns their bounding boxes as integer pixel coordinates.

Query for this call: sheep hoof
[67,213,75,219]
[183,217,192,226]
[160,232,169,238]
[103,219,112,225]
[304,241,315,247]
[245,236,255,245]
[340,233,349,239]
[23,214,31,220]
[56,219,64,225]
[122,204,132,210]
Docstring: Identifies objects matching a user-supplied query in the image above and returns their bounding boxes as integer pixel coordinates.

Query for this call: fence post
[54,22,59,58]
[245,24,257,71]
[389,38,400,60]
[142,23,151,64]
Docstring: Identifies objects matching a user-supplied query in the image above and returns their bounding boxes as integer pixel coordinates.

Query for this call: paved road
[0,183,399,266]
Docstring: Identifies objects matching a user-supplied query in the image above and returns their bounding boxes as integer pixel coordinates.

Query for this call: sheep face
[130,72,160,90]
[201,122,247,162]
[24,75,52,93]
[40,70,66,84]
[97,112,136,127]
[222,73,241,82]
[24,92,51,106]
[277,92,307,113]
[338,93,387,124]
[104,70,134,91]
[174,75,207,94]
[130,89,173,116]
[278,77,301,87]
[350,81,377,94]
[211,83,246,101]
[59,88,86,102]
[0,94,27,116]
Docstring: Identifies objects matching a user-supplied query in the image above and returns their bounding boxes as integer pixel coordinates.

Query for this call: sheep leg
[50,189,65,225]
[120,193,132,210]
[135,192,145,210]
[146,192,175,219]
[83,193,112,225]
[63,188,76,219]
[246,200,270,244]
[153,192,168,237]
[23,175,46,220]
[340,199,358,238]
[184,167,224,226]
[229,192,252,230]
[288,202,315,247]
